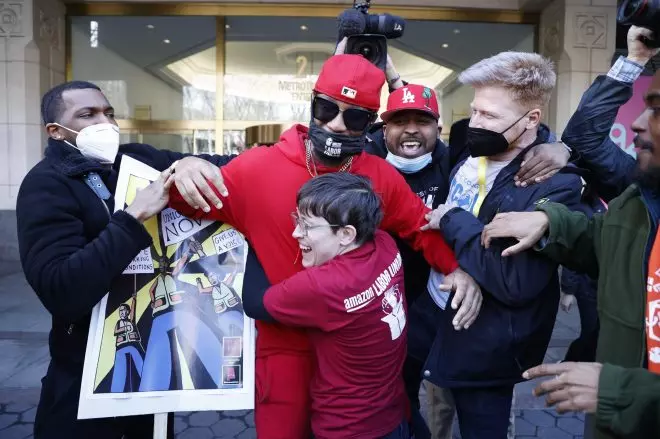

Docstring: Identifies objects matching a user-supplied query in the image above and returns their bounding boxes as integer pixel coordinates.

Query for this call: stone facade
[540,0,618,134]
[0,0,65,273]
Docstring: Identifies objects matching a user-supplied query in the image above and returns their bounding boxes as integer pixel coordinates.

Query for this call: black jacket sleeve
[561,75,637,202]
[120,143,237,171]
[241,247,275,322]
[440,177,583,306]
[16,172,153,322]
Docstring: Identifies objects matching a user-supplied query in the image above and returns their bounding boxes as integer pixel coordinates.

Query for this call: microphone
[337,9,366,43]
[374,13,405,39]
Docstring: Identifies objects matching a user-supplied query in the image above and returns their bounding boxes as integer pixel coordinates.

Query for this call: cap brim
[313,87,380,112]
[380,108,439,123]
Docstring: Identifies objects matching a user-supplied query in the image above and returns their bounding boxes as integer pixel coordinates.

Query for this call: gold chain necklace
[305,139,353,177]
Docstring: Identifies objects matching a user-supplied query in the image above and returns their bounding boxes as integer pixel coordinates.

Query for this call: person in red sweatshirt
[244,172,410,439]
[168,54,481,439]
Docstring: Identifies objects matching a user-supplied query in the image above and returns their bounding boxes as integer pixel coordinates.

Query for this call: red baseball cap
[313,54,385,112]
[380,84,440,123]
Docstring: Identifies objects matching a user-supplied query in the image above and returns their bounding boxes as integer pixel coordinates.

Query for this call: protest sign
[79,156,255,419]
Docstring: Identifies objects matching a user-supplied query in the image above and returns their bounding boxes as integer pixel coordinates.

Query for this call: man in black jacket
[17,81,234,438]
[366,84,453,439]
[422,52,583,439]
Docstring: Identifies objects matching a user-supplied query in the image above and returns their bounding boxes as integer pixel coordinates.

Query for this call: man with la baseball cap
[367,84,457,439]
[168,54,482,438]
[381,84,441,119]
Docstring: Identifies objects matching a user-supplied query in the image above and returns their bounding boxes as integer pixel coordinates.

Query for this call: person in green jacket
[478,64,660,439]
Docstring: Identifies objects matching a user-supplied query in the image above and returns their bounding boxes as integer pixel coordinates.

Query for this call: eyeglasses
[291,211,341,238]
[312,96,376,132]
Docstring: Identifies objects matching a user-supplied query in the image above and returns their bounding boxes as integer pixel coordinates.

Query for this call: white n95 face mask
[52,123,120,164]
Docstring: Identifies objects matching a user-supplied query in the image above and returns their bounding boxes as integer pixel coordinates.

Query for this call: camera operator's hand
[385,55,404,90]
[334,37,404,90]
[334,37,348,55]
[627,25,660,65]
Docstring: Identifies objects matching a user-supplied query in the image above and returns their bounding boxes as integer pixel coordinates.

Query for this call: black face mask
[466,112,529,157]
[308,121,368,161]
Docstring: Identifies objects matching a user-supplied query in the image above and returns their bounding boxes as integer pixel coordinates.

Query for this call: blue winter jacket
[423,133,583,388]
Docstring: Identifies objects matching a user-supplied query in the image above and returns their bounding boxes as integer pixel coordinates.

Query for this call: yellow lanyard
[472,156,488,216]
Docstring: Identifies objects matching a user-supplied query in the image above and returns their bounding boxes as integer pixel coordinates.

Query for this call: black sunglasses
[312,96,376,132]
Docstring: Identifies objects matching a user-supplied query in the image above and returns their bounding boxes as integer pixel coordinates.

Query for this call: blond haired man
[419,52,583,439]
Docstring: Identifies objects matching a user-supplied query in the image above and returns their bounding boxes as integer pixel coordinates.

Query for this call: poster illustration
[79,156,255,419]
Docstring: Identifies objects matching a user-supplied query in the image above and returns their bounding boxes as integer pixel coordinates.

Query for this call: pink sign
[609,76,652,158]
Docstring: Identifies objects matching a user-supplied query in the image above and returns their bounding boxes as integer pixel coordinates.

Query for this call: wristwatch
[387,76,407,93]
[387,74,401,86]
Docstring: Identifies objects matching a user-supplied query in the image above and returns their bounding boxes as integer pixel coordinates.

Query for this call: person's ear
[46,124,64,140]
[338,225,357,246]
[526,109,542,129]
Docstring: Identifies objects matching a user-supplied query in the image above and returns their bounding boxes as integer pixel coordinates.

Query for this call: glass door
[117,120,216,155]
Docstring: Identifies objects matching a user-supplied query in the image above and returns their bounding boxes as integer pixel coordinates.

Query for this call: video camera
[617,0,660,48]
[337,0,406,71]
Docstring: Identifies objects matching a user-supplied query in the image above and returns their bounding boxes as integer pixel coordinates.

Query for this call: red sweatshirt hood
[275,124,308,166]
[275,124,366,172]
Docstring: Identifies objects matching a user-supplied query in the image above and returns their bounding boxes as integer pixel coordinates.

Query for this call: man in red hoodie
[168,54,481,439]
